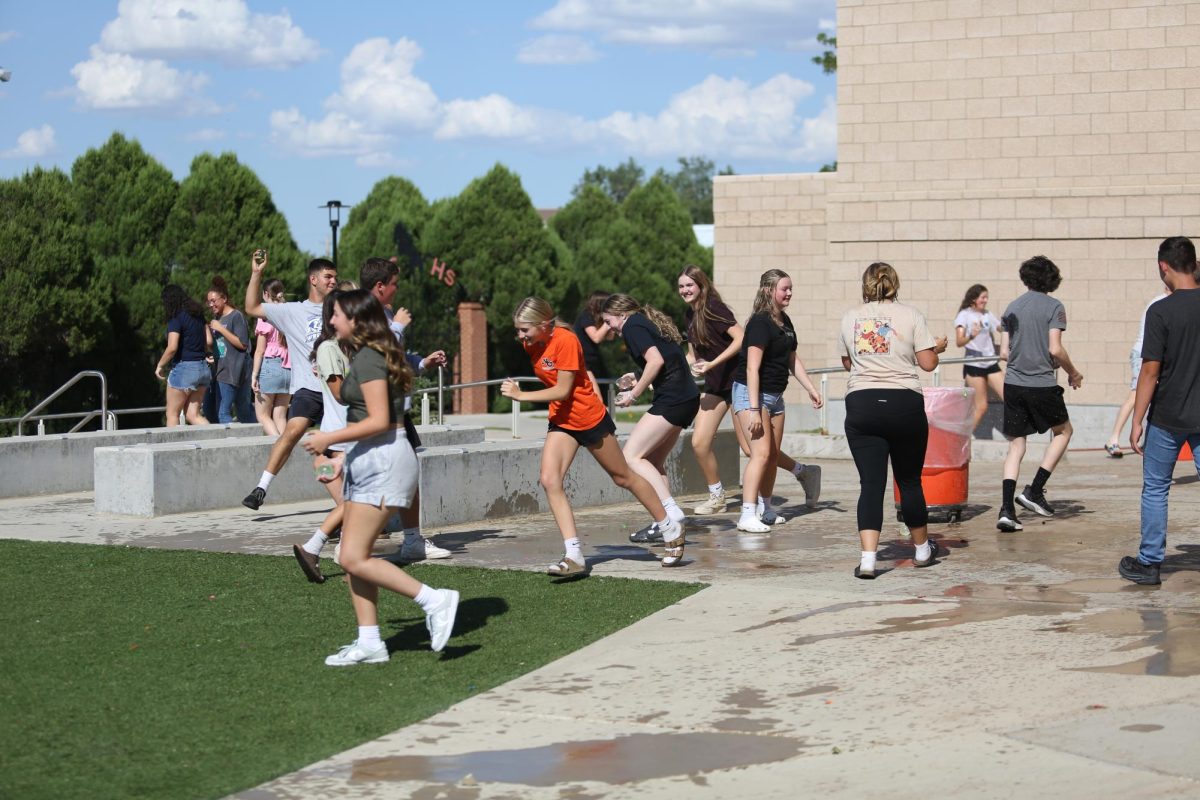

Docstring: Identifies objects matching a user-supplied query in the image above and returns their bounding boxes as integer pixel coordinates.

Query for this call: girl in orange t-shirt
[500,297,685,574]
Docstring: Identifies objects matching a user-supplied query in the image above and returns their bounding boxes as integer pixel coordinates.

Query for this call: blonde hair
[513,297,569,329]
[602,294,683,344]
[751,269,790,327]
[862,262,900,302]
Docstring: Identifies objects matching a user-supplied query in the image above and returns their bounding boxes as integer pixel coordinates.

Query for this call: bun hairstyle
[601,294,683,344]
[861,262,900,303]
[513,297,569,330]
[333,289,413,394]
[680,265,734,349]
[751,268,791,327]
[208,275,231,304]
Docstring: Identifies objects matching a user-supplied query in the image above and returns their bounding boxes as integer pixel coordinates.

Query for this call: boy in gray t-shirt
[996,256,1084,532]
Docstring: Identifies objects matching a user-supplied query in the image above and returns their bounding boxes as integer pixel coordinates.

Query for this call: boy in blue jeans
[1119,236,1200,585]
[996,256,1084,532]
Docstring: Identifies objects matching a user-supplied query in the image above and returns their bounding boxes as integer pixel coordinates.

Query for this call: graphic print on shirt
[854,318,893,355]
[541,357,555,372]
[305,317,323,347]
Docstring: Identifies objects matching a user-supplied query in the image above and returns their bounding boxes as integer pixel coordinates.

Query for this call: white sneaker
[324,640,389,666]
[737,514,771,533]
[399,537,452,562]
[797,465,822,508]
[759,507,787,526]
[693,491,727,515]
[426,589,460,652]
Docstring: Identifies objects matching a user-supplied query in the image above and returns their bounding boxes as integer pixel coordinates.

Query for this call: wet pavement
[4,451,1200,798]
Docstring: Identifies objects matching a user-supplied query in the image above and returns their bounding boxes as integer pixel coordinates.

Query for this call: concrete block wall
[0,423,263,498]
[714,0,1200,415]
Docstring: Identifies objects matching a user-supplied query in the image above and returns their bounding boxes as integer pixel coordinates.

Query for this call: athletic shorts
[258,356,291,395]
[1003,384,1069,437]
[650,396,701,428]
[287,387,324,424]
[703,388,733,406]
[548,412,617,448]
[964,363,1001,379]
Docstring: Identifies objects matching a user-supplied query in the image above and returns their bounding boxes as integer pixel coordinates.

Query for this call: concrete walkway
[4,452,1200,798]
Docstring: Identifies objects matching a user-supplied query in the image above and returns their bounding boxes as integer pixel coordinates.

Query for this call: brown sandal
[661,537,685,568]
[547,556,587,577]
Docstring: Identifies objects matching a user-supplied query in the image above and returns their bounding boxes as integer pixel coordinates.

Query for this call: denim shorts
[258,356,291,395]
[168,360,211,392]
[731,382,786,416]
[343,428,419,509]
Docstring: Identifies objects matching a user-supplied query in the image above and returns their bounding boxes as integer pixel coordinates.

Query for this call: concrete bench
[94,428,738,526]
[93,426,488,517]
[0,423,264,498]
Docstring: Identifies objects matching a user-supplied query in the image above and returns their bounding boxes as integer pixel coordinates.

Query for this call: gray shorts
[343,428,419,509]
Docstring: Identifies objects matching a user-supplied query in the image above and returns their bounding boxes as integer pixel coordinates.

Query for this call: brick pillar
[454,301,488,414]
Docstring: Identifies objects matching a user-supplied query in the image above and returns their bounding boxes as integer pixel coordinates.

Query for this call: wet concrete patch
[350,732,807,786]
[1049,608,1200,677]
[1007,703,1200,780]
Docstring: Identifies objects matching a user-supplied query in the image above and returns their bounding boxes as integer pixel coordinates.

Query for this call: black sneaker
[996,506,1023,532]
[1118,556,1161,585]
[242,487,266,510]
[913,539,939,568]
[1016,485,1054,517]
[629,523,664,544]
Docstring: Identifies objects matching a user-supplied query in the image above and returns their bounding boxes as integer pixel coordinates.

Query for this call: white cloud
[2,124,56,158]
[436,94,561,141]
[0,30,18,43]
[517,34,600,65]
[531,0,835,52]
[71,46,219,113]
[269,107,392,158]
[324,38,440,129]
[184,127,225,142]
[99,0,318,69]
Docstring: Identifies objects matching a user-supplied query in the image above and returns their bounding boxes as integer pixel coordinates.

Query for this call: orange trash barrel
[895,387,974,520]
[1182,441,1194,462]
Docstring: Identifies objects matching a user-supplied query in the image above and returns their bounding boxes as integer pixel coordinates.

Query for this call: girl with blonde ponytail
[600,294,700,552]
[501,297,685,572]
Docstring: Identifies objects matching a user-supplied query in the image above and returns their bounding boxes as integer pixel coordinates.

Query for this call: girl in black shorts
[953,284,1005,430]
[601,294,700,533]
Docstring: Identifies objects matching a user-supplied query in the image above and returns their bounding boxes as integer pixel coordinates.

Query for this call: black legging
[844,388,929,531]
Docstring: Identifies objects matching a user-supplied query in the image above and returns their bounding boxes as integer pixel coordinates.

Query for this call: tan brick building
[714,0,1200,437]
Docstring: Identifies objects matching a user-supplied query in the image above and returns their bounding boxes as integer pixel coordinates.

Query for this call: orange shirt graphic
[524,327,607,430]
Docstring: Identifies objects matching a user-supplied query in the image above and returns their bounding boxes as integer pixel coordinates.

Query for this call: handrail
[16,371,109,436]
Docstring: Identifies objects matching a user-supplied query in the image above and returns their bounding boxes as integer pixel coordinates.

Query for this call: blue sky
[0,0,837,255]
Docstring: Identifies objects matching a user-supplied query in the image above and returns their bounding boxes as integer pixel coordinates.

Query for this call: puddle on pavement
[350,732,806,786]
[1120,724,1165,732]
[722,687,773,709]
[1049,608,1200,677]
[790,684,839,698]
[737,599,926,633]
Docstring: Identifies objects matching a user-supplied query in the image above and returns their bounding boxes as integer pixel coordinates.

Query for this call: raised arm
[244,253,267,319]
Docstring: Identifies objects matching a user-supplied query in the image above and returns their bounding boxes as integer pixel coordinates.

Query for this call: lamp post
[321,200,350,269]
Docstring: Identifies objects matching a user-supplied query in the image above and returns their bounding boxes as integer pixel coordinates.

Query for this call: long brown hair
[958,283,987,311]
[679,264,733,348]
[602,294,683,344]
[335,289,412,394]
[751,269,790,328]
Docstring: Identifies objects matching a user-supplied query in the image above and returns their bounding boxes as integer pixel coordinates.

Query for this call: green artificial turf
[0,540,703,800]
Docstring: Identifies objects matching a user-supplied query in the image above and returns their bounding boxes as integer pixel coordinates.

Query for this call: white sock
[655,516,669,529]
[741,502,756,518]
[358,625,382,649]
[564,536,583,564]
[414,584,443,613]
[302,529,328,556]
[257,471,274,492]
[402,526,422,543]
[756,495,768,516]
[915,540,932,561]
[860,551,877,571]
[707,482,724,495]
[792,462,805,477]
[663,497,685,522]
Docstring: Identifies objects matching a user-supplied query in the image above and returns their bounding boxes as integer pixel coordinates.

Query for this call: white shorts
[343,428,418,509]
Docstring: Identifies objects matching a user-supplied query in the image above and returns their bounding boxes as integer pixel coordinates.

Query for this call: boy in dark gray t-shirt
[996,256,1084,533]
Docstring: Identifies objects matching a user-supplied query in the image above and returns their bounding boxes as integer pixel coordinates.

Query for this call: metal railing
[12,371,113,436]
